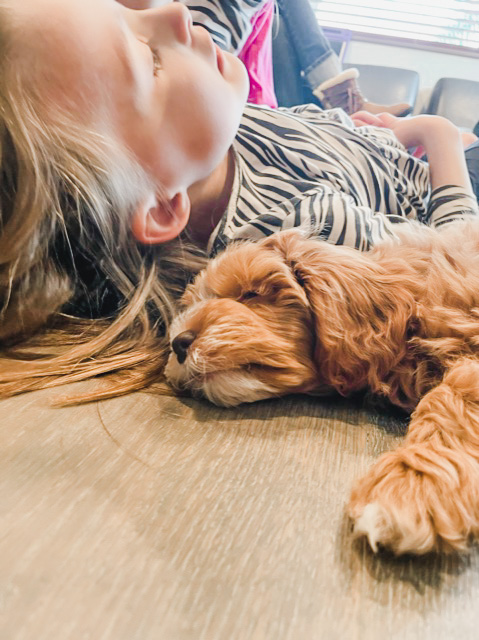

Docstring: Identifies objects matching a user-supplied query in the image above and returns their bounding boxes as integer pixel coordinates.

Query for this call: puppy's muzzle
[171,330,197,364]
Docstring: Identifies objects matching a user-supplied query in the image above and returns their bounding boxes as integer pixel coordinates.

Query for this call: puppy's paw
[352,502,398,553]
[348,444,479,555]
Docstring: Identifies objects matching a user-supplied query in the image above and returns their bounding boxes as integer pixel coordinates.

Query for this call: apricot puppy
[165,222,479,556]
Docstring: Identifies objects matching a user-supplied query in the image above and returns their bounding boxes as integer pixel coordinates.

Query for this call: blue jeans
[276,0,341,90]
[465,140,479,203]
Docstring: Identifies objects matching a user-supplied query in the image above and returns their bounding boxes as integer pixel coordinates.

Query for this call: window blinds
[309,0,479,52]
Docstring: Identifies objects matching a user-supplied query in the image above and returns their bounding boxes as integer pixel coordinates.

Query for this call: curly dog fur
[165,221,479,555]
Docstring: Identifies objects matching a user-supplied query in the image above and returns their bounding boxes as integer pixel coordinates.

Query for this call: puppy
[165,221,479,556]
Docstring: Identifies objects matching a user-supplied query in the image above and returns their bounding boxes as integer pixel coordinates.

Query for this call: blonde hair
[0,4,206,402]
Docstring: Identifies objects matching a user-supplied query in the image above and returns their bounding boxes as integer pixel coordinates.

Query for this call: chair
[343,63,419,111]
[422,77,479,131]
[272,11,420,111]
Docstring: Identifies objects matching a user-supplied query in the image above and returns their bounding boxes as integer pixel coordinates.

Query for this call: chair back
[423,77,479,131]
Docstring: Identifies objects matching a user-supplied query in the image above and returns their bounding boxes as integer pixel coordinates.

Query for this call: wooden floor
[2,384,479,640]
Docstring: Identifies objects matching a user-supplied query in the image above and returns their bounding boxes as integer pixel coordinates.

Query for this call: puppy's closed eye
[239,286,280,301]
[241,291,259,301]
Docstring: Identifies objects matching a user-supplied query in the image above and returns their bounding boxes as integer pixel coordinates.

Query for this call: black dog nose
[172,330,197,364]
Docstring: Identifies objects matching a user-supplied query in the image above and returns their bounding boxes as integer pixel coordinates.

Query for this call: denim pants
[465,140,479,203]
[276,0,342,90]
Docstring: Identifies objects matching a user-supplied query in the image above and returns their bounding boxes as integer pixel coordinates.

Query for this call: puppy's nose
[171,330,197,364]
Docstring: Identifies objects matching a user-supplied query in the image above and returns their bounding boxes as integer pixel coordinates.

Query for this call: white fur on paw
[353,502,392,553]
[352,501,438,555]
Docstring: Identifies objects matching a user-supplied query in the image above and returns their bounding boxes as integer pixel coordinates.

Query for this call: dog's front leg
[348,358,479,555]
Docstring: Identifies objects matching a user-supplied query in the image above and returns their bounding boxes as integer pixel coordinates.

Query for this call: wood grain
[1,386,478,640]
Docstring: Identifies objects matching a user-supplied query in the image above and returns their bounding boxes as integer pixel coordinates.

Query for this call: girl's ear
[131,190,191,244]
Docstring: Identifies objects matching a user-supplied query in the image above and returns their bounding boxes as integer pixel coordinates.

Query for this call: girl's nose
[147,2,192,45]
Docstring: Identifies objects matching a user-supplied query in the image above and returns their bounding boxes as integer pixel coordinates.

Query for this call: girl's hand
[351,111,425,156]
[352,111,461,149]
[351,111,388,128]
[383,114,460,150]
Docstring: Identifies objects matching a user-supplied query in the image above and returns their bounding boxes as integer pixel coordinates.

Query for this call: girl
[0,0,477,401]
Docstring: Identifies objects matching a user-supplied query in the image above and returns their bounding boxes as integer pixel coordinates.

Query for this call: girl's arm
[353,112,475,199]
[384,114,475,199]
[384,114,478,227]
[353,112,478,227]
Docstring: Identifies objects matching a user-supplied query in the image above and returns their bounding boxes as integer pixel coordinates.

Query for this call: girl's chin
[223,53,250,102]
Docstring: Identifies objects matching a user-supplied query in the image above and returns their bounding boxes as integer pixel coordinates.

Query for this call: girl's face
[16,0,248,199]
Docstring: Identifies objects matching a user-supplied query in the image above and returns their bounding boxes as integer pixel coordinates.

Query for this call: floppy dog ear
[261,229,308,258]
[312,250,417,399]
[264,232,418,400]
[261,230,313,295]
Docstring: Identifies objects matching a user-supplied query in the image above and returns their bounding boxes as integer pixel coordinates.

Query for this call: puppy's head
[165,232,320,406]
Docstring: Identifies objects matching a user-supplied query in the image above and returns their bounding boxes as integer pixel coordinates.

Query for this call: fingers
[351,111,384,127]
[351,111,399,130]
[352,117,369,127]
[375,112,398,128]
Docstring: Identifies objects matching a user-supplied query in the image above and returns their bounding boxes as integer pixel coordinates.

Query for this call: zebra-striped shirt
[185,0,265,53]
[208,103,478,255]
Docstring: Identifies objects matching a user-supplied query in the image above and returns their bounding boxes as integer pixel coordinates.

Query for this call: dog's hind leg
[348,358,479,555]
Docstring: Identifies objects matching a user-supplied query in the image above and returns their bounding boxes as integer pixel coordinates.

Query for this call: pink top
[238,0,278,108]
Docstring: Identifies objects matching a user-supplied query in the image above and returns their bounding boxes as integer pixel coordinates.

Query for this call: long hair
[0,4,206,402]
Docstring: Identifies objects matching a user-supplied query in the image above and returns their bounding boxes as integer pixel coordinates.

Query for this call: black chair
[343,63,419,111]
[271,10,420,111]
[422,77,479,131]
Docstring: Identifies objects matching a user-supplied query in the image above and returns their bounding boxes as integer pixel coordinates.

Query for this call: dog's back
[282,220,479,409]
[362,220,479,406]
[371,220,479,322]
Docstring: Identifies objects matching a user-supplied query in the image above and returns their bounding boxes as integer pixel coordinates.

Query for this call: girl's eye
[150,46,162,76]
[139,38,162,76]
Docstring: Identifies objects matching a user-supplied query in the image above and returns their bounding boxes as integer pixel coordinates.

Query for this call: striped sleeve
[184,0,267,52]
[426,185,479,228]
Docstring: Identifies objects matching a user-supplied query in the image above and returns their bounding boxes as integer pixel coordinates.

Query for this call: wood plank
[1,387,478,639]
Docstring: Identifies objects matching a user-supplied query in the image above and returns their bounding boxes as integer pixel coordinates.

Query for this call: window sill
[350,31,479,59]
